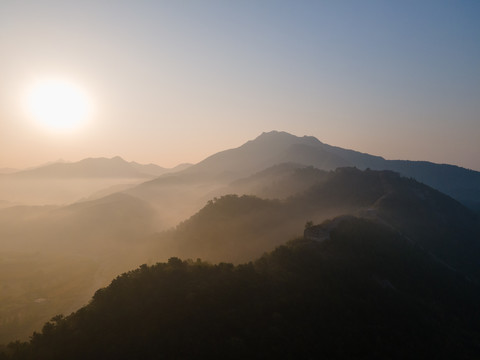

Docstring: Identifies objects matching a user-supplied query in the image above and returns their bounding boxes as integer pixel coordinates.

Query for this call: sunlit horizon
[1,2,479,355]
[1,1,479,171]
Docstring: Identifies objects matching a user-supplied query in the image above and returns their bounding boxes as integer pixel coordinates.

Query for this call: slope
[3,216,479,359]
[11,157,164,178]
[0,157,191,206]
[0,193,156,254]
[127,131,480,220]
[153,168,480,277]
[1,167,478,345]
[0,194,159,344]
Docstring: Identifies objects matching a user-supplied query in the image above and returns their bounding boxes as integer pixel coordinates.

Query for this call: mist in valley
[1,135,479,346]
[1,2,480,356]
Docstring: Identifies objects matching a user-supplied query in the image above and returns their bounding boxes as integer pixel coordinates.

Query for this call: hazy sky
[1,0,479,170]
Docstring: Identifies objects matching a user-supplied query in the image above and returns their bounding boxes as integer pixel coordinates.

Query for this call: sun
[25,78,92,133]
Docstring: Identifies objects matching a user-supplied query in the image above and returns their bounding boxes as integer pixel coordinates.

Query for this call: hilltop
[2,216,479,359]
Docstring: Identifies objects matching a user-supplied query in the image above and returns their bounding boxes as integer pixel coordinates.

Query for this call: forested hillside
[1,167,478,345]
[156,168,480,275]
[2,217,479,359]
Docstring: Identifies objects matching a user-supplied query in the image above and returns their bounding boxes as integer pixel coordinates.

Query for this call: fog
[0,177,148,206]
[1,134,479,345]
[0,159,340,343]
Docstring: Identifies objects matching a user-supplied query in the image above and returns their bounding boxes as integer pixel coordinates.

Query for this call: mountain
[3,216,480,359]
[10,157,166,178]
[152,131,480,210]
[122,132,373,228]
[227,163,328,199]
[98,130,479,232]
[0,192,156,254]
[377,160,480,211]
[0,158,192,206]
[0,193,159,344]
[180,131,351,179]
[1,132,479,345]
[154,168,480,276]
[7,166,476,270]
[3,166,477,345]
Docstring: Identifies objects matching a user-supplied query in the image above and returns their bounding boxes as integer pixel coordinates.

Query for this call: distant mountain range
[0,158,192,206]
[1,131,479,347]
[3,131,478,209]
[179,131,480,209]
[9,156,191,178]
[124,131,480,220]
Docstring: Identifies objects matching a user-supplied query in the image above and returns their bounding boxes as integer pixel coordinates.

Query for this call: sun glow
[25,78,92,133]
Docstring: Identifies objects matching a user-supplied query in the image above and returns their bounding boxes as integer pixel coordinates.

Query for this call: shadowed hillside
[2,217,479,359]
[1,131,479,345]
[0,166,478,345]
[226,163,329,199]
[153,168,480,277]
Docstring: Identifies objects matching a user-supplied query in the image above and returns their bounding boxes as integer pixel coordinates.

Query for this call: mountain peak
[78,156,127,164]
[255,130,322,144]
[250,132,324,152]
[255,130,290,138]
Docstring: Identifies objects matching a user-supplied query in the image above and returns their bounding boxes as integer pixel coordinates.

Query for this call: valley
[0,131,479,350]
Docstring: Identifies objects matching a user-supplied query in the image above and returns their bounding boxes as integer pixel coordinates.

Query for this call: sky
[1,0,479,170]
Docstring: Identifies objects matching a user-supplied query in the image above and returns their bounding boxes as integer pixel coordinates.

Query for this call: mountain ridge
[152,130,480,209]
[7,157,191,179]
[3,215,479,359]
[1,132,479,346]
[154,168,480,274]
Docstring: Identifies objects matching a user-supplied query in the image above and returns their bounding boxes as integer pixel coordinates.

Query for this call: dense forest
[2,217,479,359]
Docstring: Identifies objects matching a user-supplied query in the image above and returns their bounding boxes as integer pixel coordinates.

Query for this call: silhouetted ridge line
[152,168,480,278]
[3,216,479,359]
[153,131,480,209]
[8,157,190,179]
